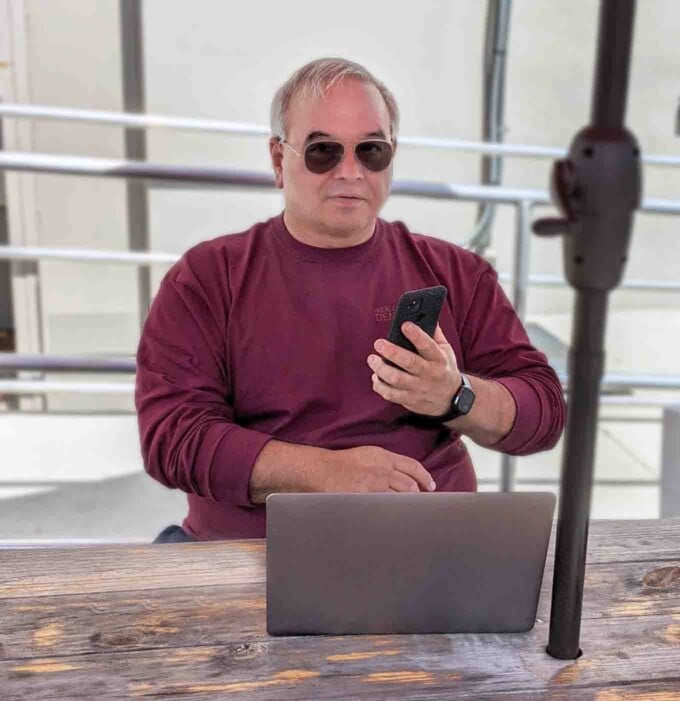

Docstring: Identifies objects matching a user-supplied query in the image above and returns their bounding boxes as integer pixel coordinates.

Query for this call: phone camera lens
[407,299,423,314]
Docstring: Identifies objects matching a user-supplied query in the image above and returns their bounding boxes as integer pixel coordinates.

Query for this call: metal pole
[3,152,679,214]
[120,0,151,330]
[512,201,532,319]
[467,0,512,254]
[0,380,135,394]
[549,290,608,657]
[660,405,680,517]
[0,355,135,372]
[4,103,679,168]
[501,199,532,491]
[539,0,639,660]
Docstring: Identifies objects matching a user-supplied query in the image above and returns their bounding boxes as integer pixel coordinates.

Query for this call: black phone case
[383,285,447,368]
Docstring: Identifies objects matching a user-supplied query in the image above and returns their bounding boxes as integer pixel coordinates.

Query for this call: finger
[396,459,436,492]
[400,322,442,362]
[389,473,420,493]
[372,338,422,375]
[371,373,414,410]
[369,358,416,392]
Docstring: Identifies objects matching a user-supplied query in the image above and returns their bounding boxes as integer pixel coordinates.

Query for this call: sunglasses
[280,137,394,174]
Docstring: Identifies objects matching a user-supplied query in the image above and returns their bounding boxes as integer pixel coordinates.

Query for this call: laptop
[266,492,556,635]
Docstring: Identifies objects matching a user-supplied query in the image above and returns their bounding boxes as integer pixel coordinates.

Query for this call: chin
[326,213,370,232]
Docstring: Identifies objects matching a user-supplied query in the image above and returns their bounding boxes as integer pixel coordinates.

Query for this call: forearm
[445,375,516,447]
[248,439,332,504]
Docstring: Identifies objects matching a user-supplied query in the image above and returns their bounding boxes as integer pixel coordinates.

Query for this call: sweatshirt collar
[272,211,383,264]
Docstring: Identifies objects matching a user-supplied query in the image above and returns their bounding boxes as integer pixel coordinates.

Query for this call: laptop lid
[266,492,556,636]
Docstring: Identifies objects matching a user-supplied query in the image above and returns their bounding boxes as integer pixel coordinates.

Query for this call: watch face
[456,388,475,414]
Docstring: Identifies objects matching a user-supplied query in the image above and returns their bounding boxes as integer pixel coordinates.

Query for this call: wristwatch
[432,373,476,422]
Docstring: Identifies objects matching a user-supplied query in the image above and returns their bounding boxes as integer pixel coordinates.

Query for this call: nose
[334,146,364,180]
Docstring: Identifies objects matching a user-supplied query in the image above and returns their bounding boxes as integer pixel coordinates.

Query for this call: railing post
[120,0,152,330]
[501,199,533,492]
[661,404,680,517]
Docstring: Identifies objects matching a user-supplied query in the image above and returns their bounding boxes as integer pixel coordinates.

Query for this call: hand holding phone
[382,285,447,368]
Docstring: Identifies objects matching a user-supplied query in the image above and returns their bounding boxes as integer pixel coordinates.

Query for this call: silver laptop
[266,492,555,635]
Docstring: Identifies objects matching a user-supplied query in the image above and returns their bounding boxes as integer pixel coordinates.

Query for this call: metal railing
[3,151,680,214]
[2,243,680,291]
[2,156,680,397]
[2,104,680,496]
[3,102,680,167]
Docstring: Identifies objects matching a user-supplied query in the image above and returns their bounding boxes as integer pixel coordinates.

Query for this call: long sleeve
[134,254,274,508]
[459,265,566,456]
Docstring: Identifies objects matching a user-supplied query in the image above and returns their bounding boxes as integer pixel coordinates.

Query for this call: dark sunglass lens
[305,142,344,173]
[356,141,393,171]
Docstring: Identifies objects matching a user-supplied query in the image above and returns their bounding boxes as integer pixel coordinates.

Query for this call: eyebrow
[304,129,387,144]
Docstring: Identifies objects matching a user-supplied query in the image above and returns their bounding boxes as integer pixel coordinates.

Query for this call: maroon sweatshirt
[135,213,565,540]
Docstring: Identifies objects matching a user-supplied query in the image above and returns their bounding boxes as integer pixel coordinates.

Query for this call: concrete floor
[1,308,678,543]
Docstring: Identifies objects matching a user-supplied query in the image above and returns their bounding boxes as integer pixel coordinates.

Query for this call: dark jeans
[152,524,195,544]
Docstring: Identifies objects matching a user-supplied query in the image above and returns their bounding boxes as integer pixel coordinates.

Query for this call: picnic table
[1,518,679,699]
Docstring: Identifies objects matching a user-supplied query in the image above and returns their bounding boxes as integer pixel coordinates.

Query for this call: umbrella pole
[536,0,640,659]
[547,290,607,658]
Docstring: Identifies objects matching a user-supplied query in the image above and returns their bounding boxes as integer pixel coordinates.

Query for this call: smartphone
[382,285,447,369]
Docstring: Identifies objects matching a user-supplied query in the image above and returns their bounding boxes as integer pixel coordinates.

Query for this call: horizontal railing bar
[0,248,679,295]
[1,378,679,396]
[0,151,548,204]
[0,355,136,372]
[0,246,178,265]
[3,152,680,215]
[499,273,680,292]
[598,397,676,406]
[1,103,678,168]
[476,478,661,486]
[0,151,275,188]
[556,372,680,390]
[391,179,550,205]
[0,381,135,394]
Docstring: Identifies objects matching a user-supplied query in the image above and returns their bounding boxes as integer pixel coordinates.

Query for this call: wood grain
[0,519,678,601]
[0,519,678,700]
[0,559,678,662]
[0,540,265,599]
[1,614,679,699]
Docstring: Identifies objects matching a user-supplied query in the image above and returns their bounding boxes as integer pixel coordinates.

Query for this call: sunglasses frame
[279,137,395,174]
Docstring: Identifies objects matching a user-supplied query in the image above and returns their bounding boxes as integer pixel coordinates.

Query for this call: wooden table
[1,519,679,700]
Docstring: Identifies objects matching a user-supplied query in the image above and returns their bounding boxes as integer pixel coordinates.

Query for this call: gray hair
[270,57,399,142]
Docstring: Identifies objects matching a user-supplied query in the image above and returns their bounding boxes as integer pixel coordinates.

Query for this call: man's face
[270,79,395,241]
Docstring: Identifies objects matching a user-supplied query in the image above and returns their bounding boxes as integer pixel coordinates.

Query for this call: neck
[282,210,376,249]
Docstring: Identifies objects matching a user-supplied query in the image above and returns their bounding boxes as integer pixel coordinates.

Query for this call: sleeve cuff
[490,377,541,454]
[202,422,275,508]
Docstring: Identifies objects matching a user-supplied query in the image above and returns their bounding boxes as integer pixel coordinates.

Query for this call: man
[135,57,565,543]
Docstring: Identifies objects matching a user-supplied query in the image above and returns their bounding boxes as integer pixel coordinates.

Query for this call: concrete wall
[13,0,680,411]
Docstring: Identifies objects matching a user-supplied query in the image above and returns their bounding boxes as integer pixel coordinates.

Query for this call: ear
[269,137,285,189]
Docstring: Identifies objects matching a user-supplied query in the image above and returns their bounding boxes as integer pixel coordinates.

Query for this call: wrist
[432,373,476,423]
[249,440,332,502]
[311,447,336,493]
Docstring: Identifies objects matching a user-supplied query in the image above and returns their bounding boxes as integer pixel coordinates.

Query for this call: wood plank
[569,518,680,565]
[463,683,680,701]
[467,683,680,700]
[0,582,266,661]
[0,541,265,599]
[1,614,679,700]
[0,560,678,662]
[1,519,678,601]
